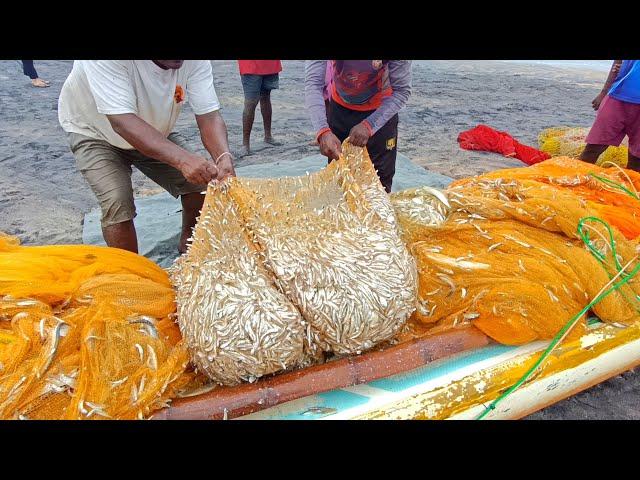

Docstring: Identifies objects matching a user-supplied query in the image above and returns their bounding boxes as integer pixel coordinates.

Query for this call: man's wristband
[316,127,332,143]
[362,120,374,136]
[215,151,233,164]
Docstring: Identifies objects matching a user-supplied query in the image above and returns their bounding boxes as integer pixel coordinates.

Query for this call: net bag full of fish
[171,142,418,386]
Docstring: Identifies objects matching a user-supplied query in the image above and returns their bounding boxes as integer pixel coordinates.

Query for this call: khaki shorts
[69,132,205,228]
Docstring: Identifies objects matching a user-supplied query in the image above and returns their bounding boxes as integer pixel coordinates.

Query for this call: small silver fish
[488,242,503,252]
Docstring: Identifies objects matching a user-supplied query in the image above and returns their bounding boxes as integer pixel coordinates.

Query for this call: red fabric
[238,60,282,75]
[457,124,551,166]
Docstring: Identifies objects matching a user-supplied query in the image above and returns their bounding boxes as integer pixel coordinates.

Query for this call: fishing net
[392,157,640,345]
[7,143,640,417]
[169,183,308,386]
[0,234,193,419]
[466,156,640,240]
[538,126,629,167]
[172,142,418,386]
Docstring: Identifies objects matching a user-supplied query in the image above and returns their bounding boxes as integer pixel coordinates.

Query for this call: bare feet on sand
[31,78,50,88]
[264,137,283,146]
[240,145,252,157]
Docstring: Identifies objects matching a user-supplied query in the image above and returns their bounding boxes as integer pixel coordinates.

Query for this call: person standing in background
[305,60,412,193]
[580,60,640,169]
[238,60,283,156]
[21,61,50,88]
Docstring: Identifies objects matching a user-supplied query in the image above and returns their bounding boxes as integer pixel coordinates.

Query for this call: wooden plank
[151,327,490,420]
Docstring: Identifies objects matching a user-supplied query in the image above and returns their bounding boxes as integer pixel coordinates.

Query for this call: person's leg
[260,74,282,145]
[581,95,627,164]
[69,133,138,252]
[326,101,397,192]
[21,60,49,87]
[102,221,138,252]
[21,60,38,79]
[240,75,262,156]
[579,144,609,163]
[179,192,205,252]
[242,99,259,155]
[260,90,274,141]
[326,101,366,164]
[131,132,206,253]
[627,151,640,171]
[366,114,399,193]
[624,102,640,172]
[329,100,398,192]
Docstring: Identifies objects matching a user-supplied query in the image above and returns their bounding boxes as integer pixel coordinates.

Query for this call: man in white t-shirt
[58,60,235,254]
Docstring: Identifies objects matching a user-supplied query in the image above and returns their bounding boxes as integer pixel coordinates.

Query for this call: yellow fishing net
[0,233,193,419]
[172,143,417,385]
[539,126,629,167]
[392,157,640,345]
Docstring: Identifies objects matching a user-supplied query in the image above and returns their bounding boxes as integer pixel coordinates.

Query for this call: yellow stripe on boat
[241,320,640,420]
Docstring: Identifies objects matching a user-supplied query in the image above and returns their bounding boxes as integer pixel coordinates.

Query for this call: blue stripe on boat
[244,344,519,419]
[279,390,370,420]
[368,344,516,392]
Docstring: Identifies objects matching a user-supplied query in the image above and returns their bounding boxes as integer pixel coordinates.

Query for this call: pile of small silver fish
[171,144,418,385]
[390,186,451,229]
[171,187,307,386]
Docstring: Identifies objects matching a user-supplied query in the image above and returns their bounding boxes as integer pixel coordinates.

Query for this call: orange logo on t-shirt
[174,85,185,104]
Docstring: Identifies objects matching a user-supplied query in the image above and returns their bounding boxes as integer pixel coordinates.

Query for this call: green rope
[586,316,601,326]
[588,173,639,200]
[578,216,640,309]
[477,217,640,420]
[578,216,622,269]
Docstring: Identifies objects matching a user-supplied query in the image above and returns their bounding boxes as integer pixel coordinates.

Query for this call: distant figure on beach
[58,60,235,254]
[238,60,283,156]
[305,60,412,193]
[580,60,640,170]
[21,61,50,88]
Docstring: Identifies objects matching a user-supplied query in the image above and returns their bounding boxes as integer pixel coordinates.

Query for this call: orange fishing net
[468,156,640,239]
[538,126,629,167]
[0,233,193,419]
[392,157,640,345]
[4,150,640,418]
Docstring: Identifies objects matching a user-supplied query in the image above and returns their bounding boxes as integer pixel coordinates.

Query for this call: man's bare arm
[593,60,623,110]
[107,113,217,185]
[195,110,236,180]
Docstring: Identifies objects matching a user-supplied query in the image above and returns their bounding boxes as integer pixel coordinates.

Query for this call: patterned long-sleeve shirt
[305,60,412,139]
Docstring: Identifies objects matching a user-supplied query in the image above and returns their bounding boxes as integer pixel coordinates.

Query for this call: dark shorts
[241,73,279,101]
[328,101,398,193]
[69,132,205,228]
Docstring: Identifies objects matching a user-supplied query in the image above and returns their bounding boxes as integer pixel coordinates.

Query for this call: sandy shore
[3,59,638,419]
[0,60,607,244]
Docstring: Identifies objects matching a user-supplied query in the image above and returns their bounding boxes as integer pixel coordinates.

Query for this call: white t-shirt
[58,60,220,150]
